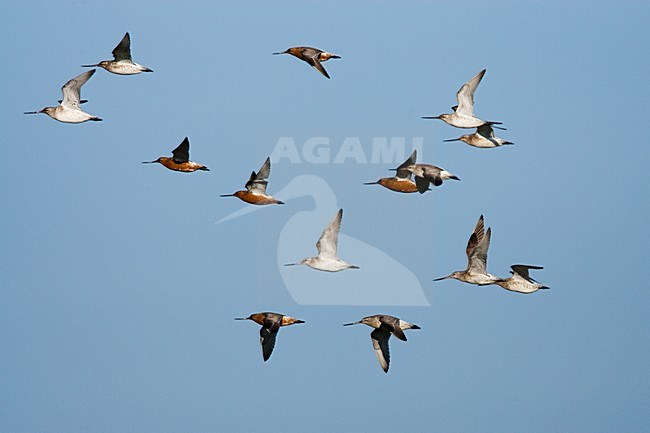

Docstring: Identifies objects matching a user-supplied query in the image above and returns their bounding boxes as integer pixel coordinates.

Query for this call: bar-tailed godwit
[235,312,304,362]
[364,150,426,193]
[343,315,420,373]
[433,215,501,286]
[24,69,102,123]
[221,157,283,205]
[82,32,153,75]
[422,69,502,128]
[495,265,550,294]
[284,208,359,272]
[443,124,513,148]
[273,46,340,79]
[142,137,209,172]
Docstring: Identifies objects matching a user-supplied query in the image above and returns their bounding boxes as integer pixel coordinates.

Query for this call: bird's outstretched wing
[171,137,191,163]
[260,320,281,362]
[112,32,133,61]
[245,158,271,194]
[60,69,95,110]
[306,55,331,79]
[455,69,486,117]
[316,209,342,259]
[395,150,417,179]
[371,329,391,373]
[466,215,490,274]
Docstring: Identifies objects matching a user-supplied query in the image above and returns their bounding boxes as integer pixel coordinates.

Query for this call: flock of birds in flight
[24,33,549,373]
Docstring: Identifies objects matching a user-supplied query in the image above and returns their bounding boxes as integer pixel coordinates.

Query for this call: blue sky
[1,1,649,432]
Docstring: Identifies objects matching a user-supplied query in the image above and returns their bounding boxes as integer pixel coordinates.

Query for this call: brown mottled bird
[142,137,209,172]
[235,312,305,362]
[273,46,340,79]
[221,157,283,205]
[344,315,420,373]
[433,215,501,286]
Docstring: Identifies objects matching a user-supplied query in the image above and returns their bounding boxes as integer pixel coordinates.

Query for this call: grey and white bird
[235,312,305,362]
[433,215,501,286]
[273,46,340,79]
[343,315,420,373]
[82,32,153,75]
[443,124,513,148]
[494,265,550,294]
[422,69,502,128]
[284,208,359,272]
[24,69,102,123]
[403,163,460,193]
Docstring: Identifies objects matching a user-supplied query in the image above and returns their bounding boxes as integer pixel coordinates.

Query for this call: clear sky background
[1,1,649,432]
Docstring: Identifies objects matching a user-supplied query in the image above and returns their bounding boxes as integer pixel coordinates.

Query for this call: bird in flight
[273,46,340,79]
[344,314,420,373]
[24,69,102,123]
[235,312,305,362]
[82,32,153,75]
[142,137,209,172]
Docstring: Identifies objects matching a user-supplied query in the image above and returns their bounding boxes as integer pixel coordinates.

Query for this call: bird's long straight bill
[363,181,379,185]
[220,194,236,197]
[421,116,442,119]
[342,321,360,326]
[81,64,100,67]
[443,138,461,142]
[24,111,39,114]
[432,276,449,281]
[283,262,297,266]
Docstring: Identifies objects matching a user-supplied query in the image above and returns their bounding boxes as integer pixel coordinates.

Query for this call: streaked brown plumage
[433,215,501,286]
